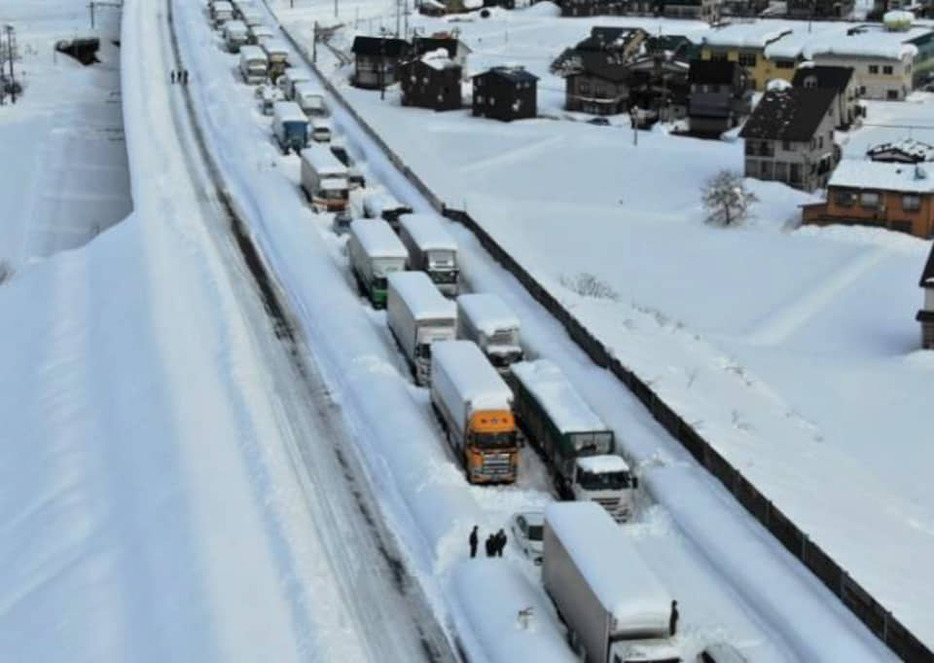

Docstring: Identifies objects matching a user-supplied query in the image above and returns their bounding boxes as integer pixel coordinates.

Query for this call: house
[399,49,463,111]
[801,160,934,237]
[351,36,411,89]
[627,52,691,122]
[720,0,769,16]
[472,66,538,121]
[644,34,699,60]
[786,0,855,19]
[791,65,859,129]
[660,0,720,21]
[687,59,751,135]
[700,25,794,91]
[551,26,646,74]
[411,35,471,70]
[917,245,934,348]
[867,138,934,163]
[557,0,628,16]
[740,87,839,191]
[564,51,632,114]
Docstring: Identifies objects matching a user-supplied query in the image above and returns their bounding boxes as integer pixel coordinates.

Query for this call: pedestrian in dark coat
[669,600,679,636]
[170,70,176,84]
[495,529,507,557]
[183,69,190,85]
[485,534,495,558]
[469,526,479,558]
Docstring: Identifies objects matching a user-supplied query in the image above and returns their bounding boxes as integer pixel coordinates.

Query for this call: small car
[510,511,544,565]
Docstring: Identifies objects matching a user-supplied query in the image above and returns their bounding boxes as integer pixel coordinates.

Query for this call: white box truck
[239,45,268,84]
[278,66,312,99]
[271,101,308,154]
[300,147,349,215]
[398,214,459,297]
[386,272,457,385]
[347,219,408,309]
[430,340,519,484]
[544,502,681,663]
[456,293,523,374]
[240,6,265,27]
[261,38,289,80]
[512,359,637,522]
[294,81,328,117]
[248,23,274,45]
[223,20,249,52]
[211,0,233,26]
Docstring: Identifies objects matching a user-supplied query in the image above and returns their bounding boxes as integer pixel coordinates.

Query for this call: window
[902,194,922,211]
[774,161,788,180]
[782,140,791,151]
[738,52,756,67]
[869,65,879,74]
[835,190,855,206]
[860,191,880,208]
[859,85,867,95]
[883,65,893,75]
[819,136,824,149]
[711,52,728,62]
[580,82,591,94]
[887,89,899,100]
[775,59,794,69]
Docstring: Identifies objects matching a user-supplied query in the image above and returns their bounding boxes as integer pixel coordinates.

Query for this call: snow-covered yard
[274,0,934,647]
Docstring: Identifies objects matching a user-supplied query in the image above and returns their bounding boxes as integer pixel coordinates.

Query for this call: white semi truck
[456,293,524,374]
[398,214,459,297]
[347,219,408,309]
[386,272,457,386]
[431,341,519,484]
[544,502,681,663]
[512,359,636,522]
[299,146,349,215]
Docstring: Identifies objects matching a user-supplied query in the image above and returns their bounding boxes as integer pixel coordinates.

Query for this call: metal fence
[275,20,933,662]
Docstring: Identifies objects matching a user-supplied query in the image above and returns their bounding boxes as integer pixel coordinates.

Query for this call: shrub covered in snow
[559,272,620,301]
[702,170,758,227]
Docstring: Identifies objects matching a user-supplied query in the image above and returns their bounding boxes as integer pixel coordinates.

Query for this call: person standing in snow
[170,70,176,84]
[669,600,679,636]
[182,69,189,85]
[495,529,507,557]
[485,534,495,558]
[469,526,479,558]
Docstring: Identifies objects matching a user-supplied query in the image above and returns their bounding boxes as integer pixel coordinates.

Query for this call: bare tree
[702,170,758,227]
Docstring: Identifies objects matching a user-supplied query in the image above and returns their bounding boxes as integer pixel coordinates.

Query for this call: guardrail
[273,19,933,663]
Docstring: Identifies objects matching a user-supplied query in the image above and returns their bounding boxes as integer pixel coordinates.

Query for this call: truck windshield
[372,276,387,291]
[577,469,631,491]
[474,430,516,450]
[526,524,544,542]
[487,347,522,368]
[429,269,458,284]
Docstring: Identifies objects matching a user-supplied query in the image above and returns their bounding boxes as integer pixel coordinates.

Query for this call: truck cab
[573,455,637,523]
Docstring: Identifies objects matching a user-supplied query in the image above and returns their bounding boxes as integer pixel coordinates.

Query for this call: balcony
[745,142,775,157]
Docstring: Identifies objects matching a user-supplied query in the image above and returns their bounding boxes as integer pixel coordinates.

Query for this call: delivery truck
[512,360,637,522]
[456,293,523,374]
[347,219,408,308]
[271,101,308,154]
[247,23,274,45]
[430,340,519,484]
[223,20,249,52]
[239,45,268,84]
[278,66,313,99]
[386,272,457,385]
[211,1,233,26]
[398,214,459,297]
[544,502,681,663]
[362,189,411,230]
[261,38,290,80]
[300,147,349,214]
[294,81,328,117]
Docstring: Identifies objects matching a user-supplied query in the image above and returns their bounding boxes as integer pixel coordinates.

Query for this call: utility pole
[312,21,317,63]
[4,25,16,104]
[379,35,386,100]
[89,2,96,29]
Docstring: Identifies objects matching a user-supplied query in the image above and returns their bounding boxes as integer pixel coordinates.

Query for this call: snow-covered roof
[300,146,346,176]
[399,214,458,252]
[387,271,457,321]
[762,23,930,61]
[239,45,267,61]
[293,81,323,97]
[867,138,934,163]
[272,101,307,124]
[829,159,934,193]
[451,561,578,663]
[320,177,349,191]
[432,341,513,411]
[249,24,274,36]
[703,24,793,50]
[457,293,520,337]
[261,38,289,55]
[576,454,630,474]
[512,360,608,435]
[350,218,408,259]
[545,502,673,629]
[420,47,459,71]
[884,9,915,24]
[282,66,312,81]
[213,1,233,10]
[364,190,410,216]
[224,20,248,35]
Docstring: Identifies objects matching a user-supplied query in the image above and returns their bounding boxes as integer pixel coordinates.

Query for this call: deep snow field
[274,0,934,647]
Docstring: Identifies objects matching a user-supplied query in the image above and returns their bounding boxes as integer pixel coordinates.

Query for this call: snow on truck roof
[293,81,323,96]
[239,45,267,61]
[512,360,608,435]
[452,561,578,663]
[262,38,289,55]
[576,454,629,474]
[300,147,346,176]
[224,19,247,33]
[272,101,307,123]
[432,341,513,410]
[546,502,673,629]
[456,293,519,336]
[350,219,408,259]
[399,214,458,252]
[213,1,233,10]
[388,272,457,321]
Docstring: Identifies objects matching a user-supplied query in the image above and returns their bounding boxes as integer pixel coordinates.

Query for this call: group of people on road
[170,69,190,85]
[468,526,507,559]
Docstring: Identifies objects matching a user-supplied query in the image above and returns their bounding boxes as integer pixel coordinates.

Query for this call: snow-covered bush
[560,272,620,301]
[702,170,758,227]
[0,260,13,285]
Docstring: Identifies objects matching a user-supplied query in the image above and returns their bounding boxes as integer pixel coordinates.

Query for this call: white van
[278,66,313,99]
[309,116,332,143]
[211,0,233,26]
[223,20,249,52]
[248,23,274,45]
[239,45,268,84]
[293,81,327,117]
